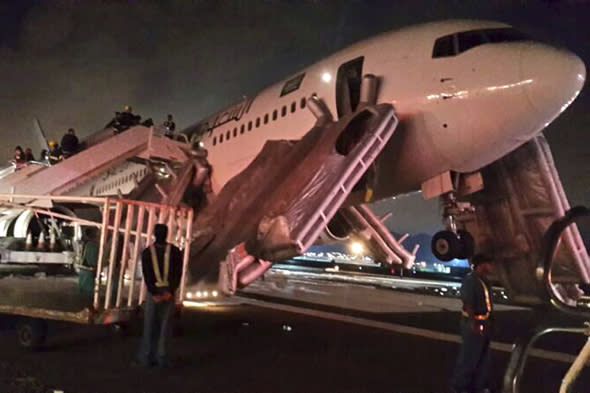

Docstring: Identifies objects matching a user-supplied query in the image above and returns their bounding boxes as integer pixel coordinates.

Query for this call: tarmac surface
[0,268,589,393]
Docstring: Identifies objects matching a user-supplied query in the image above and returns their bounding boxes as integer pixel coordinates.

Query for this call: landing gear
[431,230,459,261]
[431,192,475,261]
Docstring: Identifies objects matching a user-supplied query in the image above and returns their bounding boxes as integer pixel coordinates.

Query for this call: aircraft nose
[521,44,586,117]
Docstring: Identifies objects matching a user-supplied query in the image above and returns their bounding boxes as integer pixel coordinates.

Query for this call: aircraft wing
[188,97,398,293]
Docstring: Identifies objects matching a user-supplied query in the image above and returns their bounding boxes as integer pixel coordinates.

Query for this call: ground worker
[162,114,176,138]
[48,141,63,164]
[135,223,183,367]
[60,128,79,158]
[77,227,99,303]
[451,254,494,393]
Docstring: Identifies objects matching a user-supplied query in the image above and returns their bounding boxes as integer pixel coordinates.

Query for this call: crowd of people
[11,106,177,168]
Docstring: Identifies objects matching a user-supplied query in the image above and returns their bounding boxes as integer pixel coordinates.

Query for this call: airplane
[178,19,587,294]
[0,20,586,305]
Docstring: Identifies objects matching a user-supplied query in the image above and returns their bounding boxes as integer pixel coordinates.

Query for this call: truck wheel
[16,318,48,350]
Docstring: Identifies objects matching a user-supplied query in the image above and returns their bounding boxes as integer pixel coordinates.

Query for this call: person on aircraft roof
[162,114,176,138]
[61,128,79,158]
[13,146,26,164]
[48,140,63,165]
[24,147,35,162]
[107,105,142,134]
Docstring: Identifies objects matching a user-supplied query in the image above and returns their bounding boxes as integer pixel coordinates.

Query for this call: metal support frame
[502,324,589,393]
[503,206,590,393]
[0,193,194,317]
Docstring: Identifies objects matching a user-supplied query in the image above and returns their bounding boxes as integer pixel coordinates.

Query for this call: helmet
[48,140,56,147]
[124,105,132,112]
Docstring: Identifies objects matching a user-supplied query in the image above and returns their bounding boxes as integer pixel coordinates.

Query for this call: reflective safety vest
[150,244,171,288]
[462,275,492,321]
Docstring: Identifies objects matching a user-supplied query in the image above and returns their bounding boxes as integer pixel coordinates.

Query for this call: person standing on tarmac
[136,223,183,367]
[60,128,79,158]
[451,254,495,393]
[77,227,99,303]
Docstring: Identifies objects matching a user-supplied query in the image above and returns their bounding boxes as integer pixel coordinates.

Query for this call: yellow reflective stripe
[475,275,491,320]
[164,244,170,284]
[150,245,170,288]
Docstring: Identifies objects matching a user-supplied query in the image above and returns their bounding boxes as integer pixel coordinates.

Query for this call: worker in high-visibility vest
[77,227,99,302]
[135,223,183,367]
[451,254,495,393]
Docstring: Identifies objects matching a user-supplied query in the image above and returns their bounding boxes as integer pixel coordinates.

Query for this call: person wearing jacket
[135,224,183,367]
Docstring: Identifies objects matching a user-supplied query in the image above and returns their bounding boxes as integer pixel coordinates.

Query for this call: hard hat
[124,105,132,112]
[48,140,56,147]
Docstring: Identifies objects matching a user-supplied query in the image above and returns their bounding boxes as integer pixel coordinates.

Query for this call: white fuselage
[188,20,585,200]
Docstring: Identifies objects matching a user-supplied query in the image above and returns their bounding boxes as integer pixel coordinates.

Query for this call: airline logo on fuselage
[204,96,255,134]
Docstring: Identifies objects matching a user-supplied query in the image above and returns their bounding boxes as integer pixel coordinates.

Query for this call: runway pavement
[0,268,588,393]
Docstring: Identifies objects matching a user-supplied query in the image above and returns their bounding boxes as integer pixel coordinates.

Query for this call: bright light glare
[203,291,209,297]
[198,141,205,148]
[321,72,332,83]
[350,241,364,255]
[212,290,218,297]
[196,291,202,298]
[186,292,193,299]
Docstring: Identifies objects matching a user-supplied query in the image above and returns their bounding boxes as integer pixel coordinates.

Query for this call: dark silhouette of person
[61,128,80,158]
[451,254,495,393]
[135,224,183,367]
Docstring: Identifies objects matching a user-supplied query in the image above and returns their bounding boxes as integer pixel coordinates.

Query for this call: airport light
[350,241,364,255]
[186,292,193,299]
[321,72,332,83]
[212,290,218,297]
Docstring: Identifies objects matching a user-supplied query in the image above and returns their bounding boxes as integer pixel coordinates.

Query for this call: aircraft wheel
[431,230,459,262]
[457,230,475,260]
[16,318,48,350]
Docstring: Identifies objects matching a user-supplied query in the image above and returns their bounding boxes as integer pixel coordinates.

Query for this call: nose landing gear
[431,229,474,261]
[431,193,475,261]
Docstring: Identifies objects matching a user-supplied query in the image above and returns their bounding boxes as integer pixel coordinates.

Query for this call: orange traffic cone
[37,232,46,250]
[25,233,33,250]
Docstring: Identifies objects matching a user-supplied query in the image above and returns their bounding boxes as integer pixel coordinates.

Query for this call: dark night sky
[0,0,588,232]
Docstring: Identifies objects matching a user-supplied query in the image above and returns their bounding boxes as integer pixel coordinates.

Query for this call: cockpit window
[432,35,455,58]
[432,28,529,58]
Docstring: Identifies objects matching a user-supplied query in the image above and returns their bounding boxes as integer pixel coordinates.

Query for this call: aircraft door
[336,56,364,118]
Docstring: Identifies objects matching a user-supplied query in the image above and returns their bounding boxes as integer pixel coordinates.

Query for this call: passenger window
[291,102,296,113]
[226,130,230,140]
[272,110,278,120]
[264,114,269,124]
[256,117,260,128]
[300,98,306,109]
[220,134,224,143]
[213,136,217,146]
[248,121,252,131]
[240,124,245,134]
[432,34,455,58]
[281,106,287,117]
[233,127,237,137]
